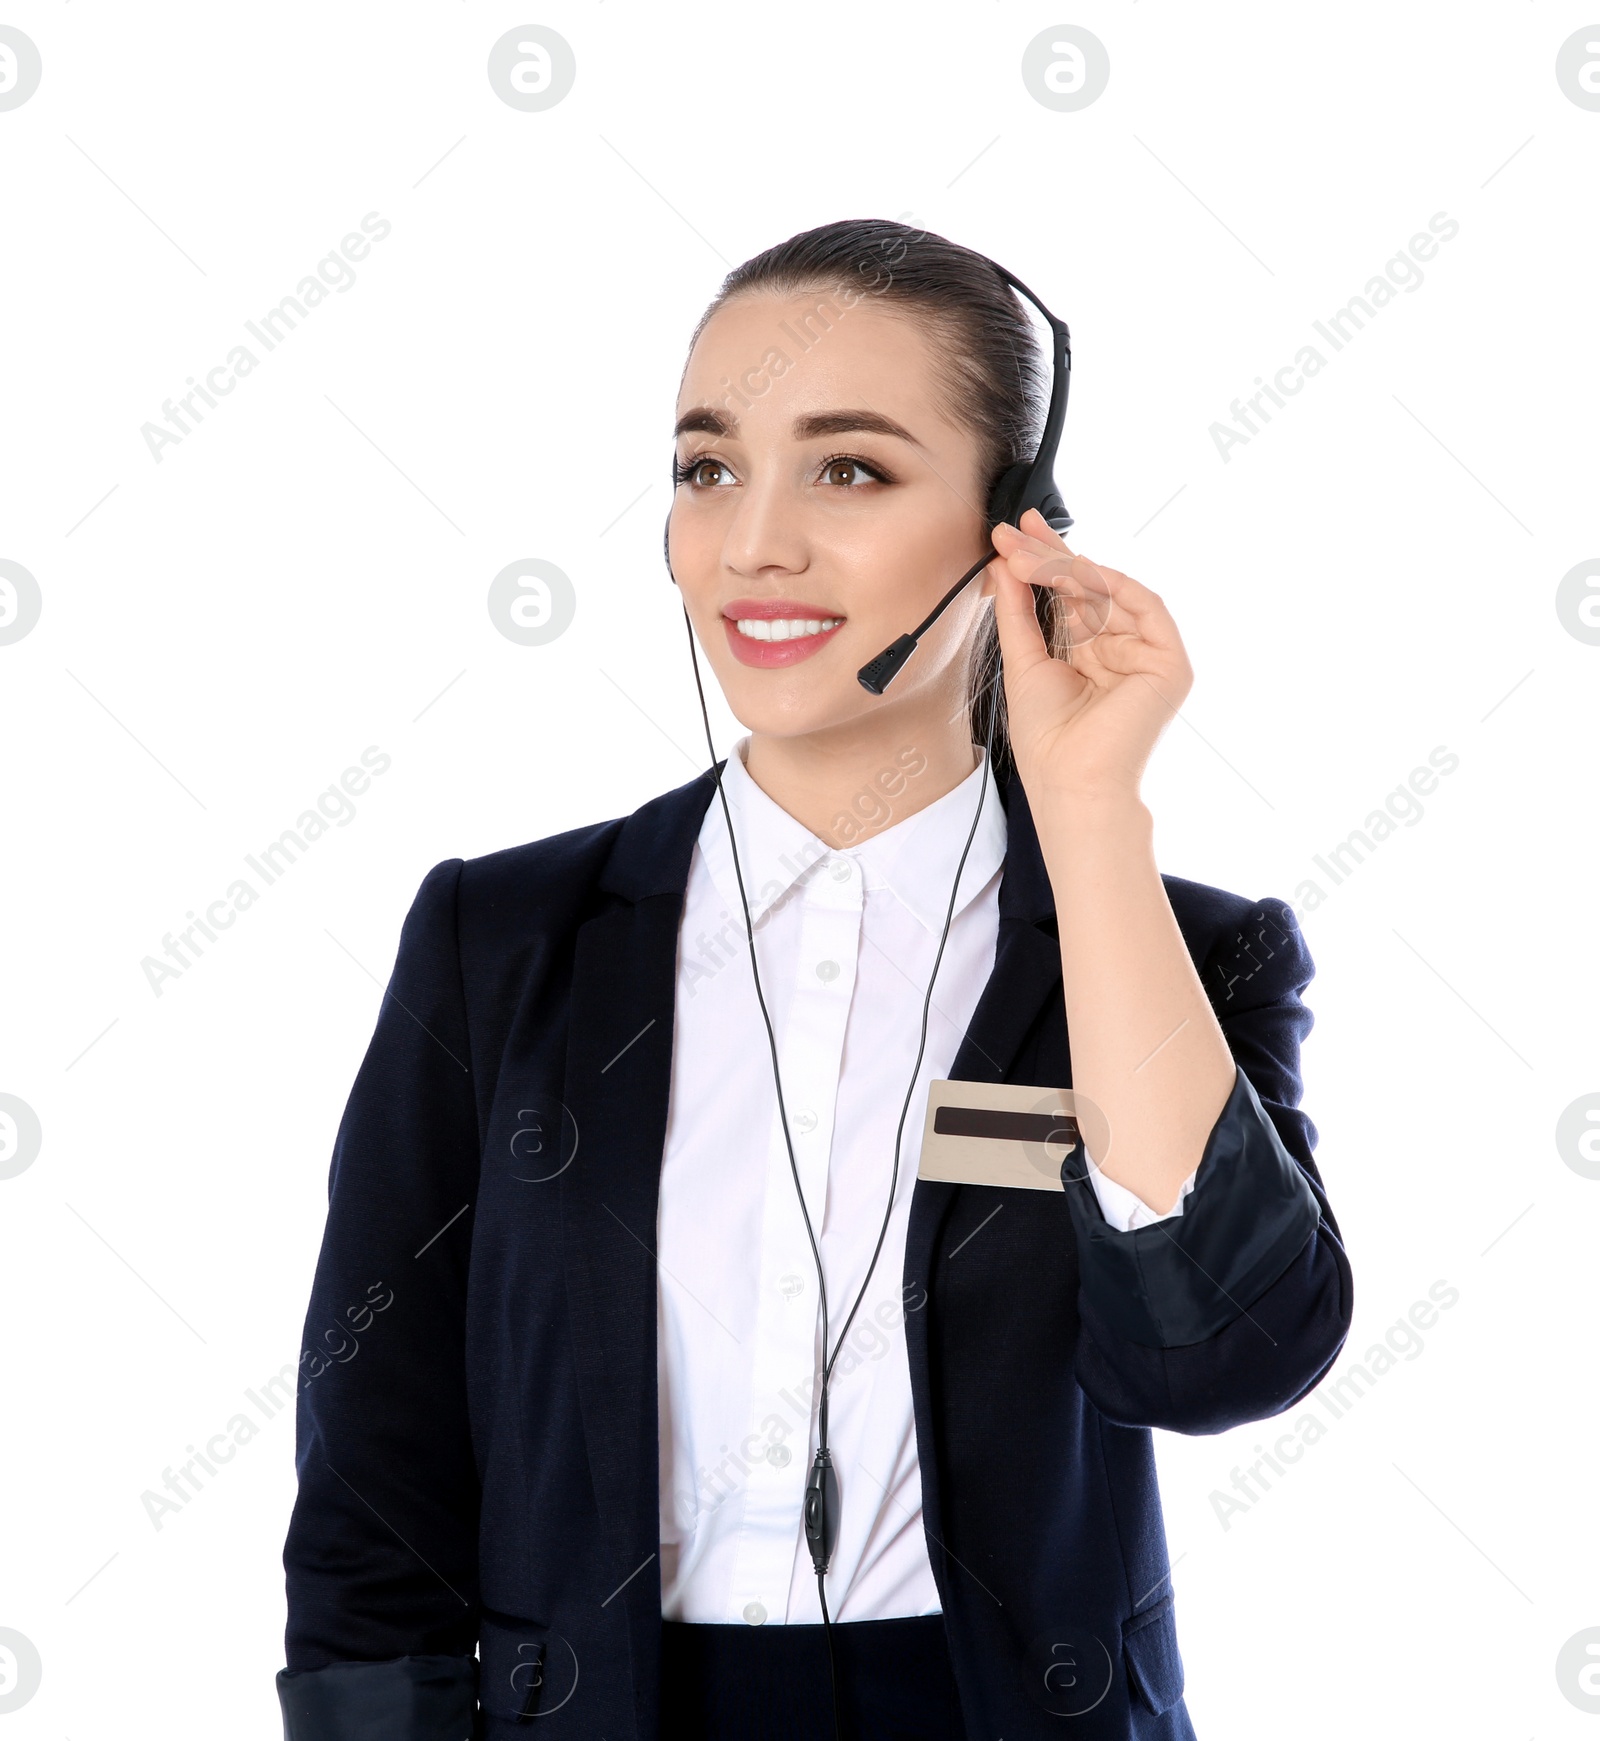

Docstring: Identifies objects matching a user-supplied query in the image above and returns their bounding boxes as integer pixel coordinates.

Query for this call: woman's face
[668,289,995,742]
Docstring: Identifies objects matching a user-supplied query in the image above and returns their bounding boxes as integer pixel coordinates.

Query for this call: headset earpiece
[986,461,1031,532]
[987,464,1074,537]
[1035,487,1074,536]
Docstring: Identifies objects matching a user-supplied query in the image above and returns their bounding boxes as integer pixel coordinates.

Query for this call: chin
[727,695,865,743]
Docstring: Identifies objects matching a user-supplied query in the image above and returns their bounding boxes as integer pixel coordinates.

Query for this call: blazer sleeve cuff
[1061,1063,1320,1349]
[1087,1155,1195,1230]
[275,1654,477,1741]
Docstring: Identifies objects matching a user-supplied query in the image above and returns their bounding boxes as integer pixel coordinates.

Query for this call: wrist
[1029,784,1152,830]
[1031,790,1155,883]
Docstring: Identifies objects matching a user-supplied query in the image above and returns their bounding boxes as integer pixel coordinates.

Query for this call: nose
[719,470,808,580]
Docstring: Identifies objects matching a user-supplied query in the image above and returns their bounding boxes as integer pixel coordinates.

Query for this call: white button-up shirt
[655,735,1192,1626]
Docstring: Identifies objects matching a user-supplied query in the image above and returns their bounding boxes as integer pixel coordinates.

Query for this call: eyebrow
[673,406,925,449]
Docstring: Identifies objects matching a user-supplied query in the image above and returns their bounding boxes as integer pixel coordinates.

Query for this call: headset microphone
[664,251,1072,1741]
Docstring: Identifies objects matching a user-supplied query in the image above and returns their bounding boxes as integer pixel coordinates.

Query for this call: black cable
[678,596,1002,1741]
[817,1570,843,1740]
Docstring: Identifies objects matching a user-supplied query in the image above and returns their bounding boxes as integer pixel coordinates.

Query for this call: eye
[674,453,737,489]
[818,453,893,488]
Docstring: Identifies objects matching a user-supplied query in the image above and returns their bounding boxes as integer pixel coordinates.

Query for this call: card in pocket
[917,1079,1086,1193]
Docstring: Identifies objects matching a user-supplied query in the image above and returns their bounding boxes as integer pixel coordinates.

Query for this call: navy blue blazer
[276,755,1352,1740]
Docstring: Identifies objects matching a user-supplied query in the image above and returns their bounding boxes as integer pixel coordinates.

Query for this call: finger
[1080,629,1174,679]
[991,508,1095,579]
[994,522,1158,611]
[1017,506,1071,553]
[1003,546,1182,652]
[988,557,1050,671]
[991,562,1094,703]
[998,548,1126,645]
[1083,562,1186,653]
[991,511,1072,560]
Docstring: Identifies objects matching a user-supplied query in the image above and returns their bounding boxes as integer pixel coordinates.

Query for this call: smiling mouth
[720,605,848,668]
[728,614,845,642]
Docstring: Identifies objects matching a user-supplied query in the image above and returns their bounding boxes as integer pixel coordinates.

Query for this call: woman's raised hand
[986,507,1194,806]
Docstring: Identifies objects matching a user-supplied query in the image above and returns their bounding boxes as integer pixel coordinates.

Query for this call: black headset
[663,253,1072,1734]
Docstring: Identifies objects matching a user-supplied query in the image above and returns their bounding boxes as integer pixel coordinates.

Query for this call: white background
[1,3,1596,1735]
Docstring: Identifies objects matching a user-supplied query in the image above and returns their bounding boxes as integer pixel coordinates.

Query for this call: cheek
[666,515,720,601]
[831,499,959,609]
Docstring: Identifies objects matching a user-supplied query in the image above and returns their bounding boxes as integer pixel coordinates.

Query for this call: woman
[275,219,1352,1741]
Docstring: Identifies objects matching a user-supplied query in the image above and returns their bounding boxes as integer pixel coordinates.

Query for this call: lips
[722,597,848,669]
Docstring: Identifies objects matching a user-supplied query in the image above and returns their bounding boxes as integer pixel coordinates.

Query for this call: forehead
[677,289,960,433]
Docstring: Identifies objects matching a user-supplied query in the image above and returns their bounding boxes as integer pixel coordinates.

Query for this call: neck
[739,696,984,849]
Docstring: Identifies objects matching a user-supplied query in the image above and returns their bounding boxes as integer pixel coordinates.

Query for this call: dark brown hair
[684,216,1074,784]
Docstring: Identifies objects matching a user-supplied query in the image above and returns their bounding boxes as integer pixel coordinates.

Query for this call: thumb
[989,556,1053,679]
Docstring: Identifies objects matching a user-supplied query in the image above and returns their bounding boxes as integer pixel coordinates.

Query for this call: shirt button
[829,858,853,882]
[792,1109,817,1135]
[815,959,840,983]
[779,1273,805,1298]
[766,1442,792,1468]
[743,1601,767,1626]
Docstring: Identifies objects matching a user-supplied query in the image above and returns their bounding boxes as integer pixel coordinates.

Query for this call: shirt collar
[696,734,1007,935]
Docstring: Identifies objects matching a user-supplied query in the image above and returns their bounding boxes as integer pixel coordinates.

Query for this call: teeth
[734,617,843,642]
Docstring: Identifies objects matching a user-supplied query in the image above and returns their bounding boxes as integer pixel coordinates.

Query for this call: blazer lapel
[559,766,717,1708]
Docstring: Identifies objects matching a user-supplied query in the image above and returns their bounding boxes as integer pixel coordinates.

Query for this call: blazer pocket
[477,1610,573,1724]
[1122,1593,1185,1717]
